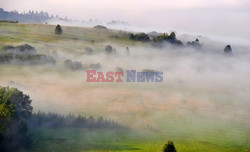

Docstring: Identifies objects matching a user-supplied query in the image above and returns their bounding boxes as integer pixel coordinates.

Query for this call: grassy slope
[0,22,137,54]
[0,23,249,152]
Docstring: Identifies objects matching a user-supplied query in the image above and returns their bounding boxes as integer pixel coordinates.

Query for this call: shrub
[163,141,177,152]
[224,45,232,54]
[64,59,83,70]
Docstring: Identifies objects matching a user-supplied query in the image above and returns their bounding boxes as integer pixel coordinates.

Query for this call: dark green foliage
[163,141,177,152]
[64,59,83,70]
[0,20,18,23]
[153,32,182,46]
[129,33,150,42]
[224,45,232,54]
[0,44,56,65]
[55,24,63,35]
[169,32,176,40]
[28,112,123,129]
[155,33,168,41]
[0,86,33,151]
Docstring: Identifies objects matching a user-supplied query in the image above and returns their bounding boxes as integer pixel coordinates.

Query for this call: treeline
[0,86,124,151]
[0,20,18,23]
[0,44,56,65]
[0,8,58,23]
[29,112,123,129]
[128,31,232,54]
[129,32,183,47]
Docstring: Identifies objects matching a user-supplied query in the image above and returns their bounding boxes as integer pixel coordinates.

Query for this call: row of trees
[129,32,182,46]
[29,112,123,129]
[0,86,125,151]
[128,31,233,53]
[0,44,56,65]
[0,8,55,23]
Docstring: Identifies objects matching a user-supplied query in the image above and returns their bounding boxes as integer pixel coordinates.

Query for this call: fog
[1,34,250,138]
[1,0,250,40]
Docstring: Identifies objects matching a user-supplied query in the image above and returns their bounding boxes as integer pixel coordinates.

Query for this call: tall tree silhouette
[55,24,63,35]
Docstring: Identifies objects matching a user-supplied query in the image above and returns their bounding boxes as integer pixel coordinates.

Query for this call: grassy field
[28,127,248,152]
[0,22,250,152]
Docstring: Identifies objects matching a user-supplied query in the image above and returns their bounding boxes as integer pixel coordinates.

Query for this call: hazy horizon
[1,0,250,41]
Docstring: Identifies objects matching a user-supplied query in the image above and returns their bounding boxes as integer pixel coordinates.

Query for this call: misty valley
[0,15,250,152]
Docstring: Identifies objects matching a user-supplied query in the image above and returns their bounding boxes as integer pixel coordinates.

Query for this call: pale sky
[1,0,250,39]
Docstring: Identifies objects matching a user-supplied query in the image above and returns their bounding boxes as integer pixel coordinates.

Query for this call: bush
[64,59,83,70]
[87,63,102,70]
[55,24,63,35]
[105,45,116,54]
[163,141,177,152]
[224,45,232,54]
[0,44,56,65]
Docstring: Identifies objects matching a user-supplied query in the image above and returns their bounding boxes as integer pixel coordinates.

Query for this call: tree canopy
[0,86,33,151]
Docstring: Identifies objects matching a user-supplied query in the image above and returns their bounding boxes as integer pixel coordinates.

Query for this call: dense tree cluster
[28,112,123,129]
[128,32,182,46]
[0,86,124,151]
[0,20,18,23]
[0,44,56,65]
[0,86,33,151]
[0,8,52,23]
[129,33,150,42]
[153,32,182,46]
